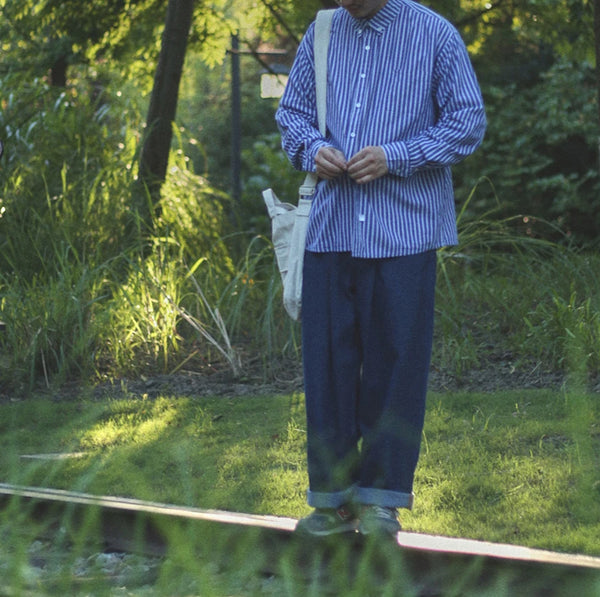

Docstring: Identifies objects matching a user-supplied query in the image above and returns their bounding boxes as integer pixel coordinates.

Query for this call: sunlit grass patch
[0,393,308,518]
[407,389,600,555]
[0,387,599,559]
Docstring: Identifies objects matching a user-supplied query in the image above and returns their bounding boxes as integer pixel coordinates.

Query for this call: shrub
[454,60,600,243]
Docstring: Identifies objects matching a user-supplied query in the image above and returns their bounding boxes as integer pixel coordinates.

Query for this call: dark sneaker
[358,505,401,536]
[295,505,357,536]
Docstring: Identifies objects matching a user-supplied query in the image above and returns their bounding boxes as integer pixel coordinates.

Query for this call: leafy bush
[0,72,246,390]
[0,76,143,276]
[455,60,600,243]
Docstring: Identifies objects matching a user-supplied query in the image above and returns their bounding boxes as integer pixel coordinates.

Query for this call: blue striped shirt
[276,0,486,257]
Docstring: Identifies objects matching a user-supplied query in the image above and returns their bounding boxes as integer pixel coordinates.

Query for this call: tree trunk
[138,0,195,228]
[49,54,68,87]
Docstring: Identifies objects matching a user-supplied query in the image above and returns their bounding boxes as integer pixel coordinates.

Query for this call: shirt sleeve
[275,24,329,173]
[382,28,486,178]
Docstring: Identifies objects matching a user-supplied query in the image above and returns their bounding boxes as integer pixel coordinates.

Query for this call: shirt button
[355,103,361,108]
[360,73,366,78]
[365,45,370,51]
[358,214,366,222]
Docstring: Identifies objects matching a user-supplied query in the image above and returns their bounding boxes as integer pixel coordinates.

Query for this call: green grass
[3,125,600,395]
[2,387,600,595]
[0,393,309,518]
[1,387,599,558]
[410,389,600,556]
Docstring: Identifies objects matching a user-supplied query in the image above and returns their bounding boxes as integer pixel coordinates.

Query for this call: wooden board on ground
[1,482,599,570]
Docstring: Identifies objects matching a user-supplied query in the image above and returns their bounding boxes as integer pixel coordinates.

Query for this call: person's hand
[347,146,388,184]
[315,146,347,179]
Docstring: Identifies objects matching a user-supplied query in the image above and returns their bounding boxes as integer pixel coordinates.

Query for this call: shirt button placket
[353,31,373,250]
[348,40,365,156]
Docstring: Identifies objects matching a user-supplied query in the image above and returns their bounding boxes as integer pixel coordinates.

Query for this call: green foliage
[523,285,600,375]
[0,74,146,273]
[158,157,234,270]
[427,0,595,64]
[0,0,168,86]
[455,59,600,242]
[0,0,300,87]
[177,54,285,195]
[0,260,106,389]
[435,191,600,381]
[0,0,599,395]
[0,70,247,391]
[240,132,305,237]
[94,252,185,378]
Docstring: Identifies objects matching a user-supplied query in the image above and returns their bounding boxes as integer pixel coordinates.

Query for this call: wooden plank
[1,482,600,570]
[397,531,600,570]
[0,483,297,531]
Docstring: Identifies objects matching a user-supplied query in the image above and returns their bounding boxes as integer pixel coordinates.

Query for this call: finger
[324,148,347,169]
[347,156,371,180]
[347,147,388,182]
[316,147,347,178]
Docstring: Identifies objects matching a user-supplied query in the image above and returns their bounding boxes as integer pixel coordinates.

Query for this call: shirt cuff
[303,138,330,172]
[382,142,411,178]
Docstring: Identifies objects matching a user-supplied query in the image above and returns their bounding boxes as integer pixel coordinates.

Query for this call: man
[276,0,486,536]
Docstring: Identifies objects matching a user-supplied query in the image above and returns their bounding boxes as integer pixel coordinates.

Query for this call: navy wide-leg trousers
[301,250,437,509]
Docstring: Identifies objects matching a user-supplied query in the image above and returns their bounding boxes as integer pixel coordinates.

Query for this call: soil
[2,347,598,404]
[83,355,598,403]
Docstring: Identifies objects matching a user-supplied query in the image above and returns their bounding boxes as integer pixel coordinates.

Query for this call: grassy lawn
[1,386,599,558]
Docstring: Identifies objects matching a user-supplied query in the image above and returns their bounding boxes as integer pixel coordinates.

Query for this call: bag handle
[302,9,334,193]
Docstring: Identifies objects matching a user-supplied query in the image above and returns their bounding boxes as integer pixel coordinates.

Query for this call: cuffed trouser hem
[307,487,355,509]
[355,487,414,510]
[307,486,414,510]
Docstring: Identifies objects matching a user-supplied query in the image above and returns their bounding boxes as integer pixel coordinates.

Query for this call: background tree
[0,0,168,87]
[138,0,195,226]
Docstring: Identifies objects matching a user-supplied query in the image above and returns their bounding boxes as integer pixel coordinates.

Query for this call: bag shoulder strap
[301,9,334,193]
[314,9,334,136]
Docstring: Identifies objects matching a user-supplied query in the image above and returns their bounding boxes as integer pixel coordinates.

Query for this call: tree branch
[258,0,301,46]
[455,0,509,28]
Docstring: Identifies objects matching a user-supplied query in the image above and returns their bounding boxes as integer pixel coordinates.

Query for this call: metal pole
[595,0,600,174]
[231,33,242,203]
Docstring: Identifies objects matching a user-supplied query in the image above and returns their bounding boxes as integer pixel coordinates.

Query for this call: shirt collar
[351,0,401,36]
